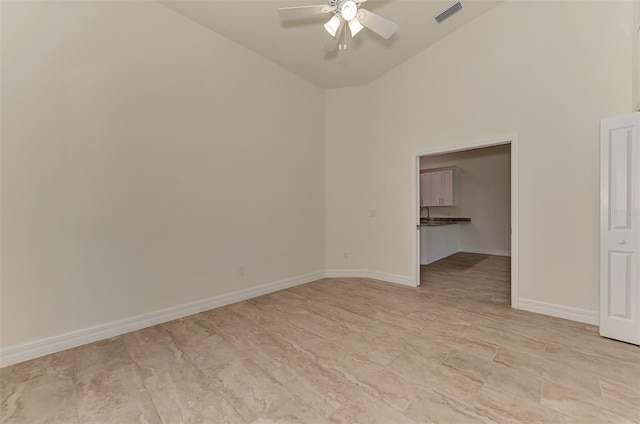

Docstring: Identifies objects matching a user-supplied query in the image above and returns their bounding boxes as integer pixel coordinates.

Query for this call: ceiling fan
[277,0,398,52]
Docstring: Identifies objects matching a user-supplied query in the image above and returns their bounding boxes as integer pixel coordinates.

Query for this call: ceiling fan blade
[357,9,398,39]
[277,5,334,20]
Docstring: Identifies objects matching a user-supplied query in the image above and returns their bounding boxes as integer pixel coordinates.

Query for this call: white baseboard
[460,247,511,257]
[324,269,367,278]
[518,298,599,325]
[324,269,415,287]
[13,269,602,367]
[0,271,325,368]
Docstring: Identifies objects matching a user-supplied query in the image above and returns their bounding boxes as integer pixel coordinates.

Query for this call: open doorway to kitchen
[412,136,519,308]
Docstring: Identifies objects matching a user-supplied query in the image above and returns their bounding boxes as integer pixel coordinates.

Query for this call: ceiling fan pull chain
[342,23,347,50]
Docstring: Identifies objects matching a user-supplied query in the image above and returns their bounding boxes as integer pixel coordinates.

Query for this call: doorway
[412,135,519,308]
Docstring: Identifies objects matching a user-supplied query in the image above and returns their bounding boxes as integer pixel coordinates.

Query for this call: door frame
[412,134,519,308]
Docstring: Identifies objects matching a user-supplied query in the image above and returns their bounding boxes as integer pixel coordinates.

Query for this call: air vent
[435,2,463,24]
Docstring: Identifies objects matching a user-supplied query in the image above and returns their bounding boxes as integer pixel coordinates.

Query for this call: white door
[600,112,640,345]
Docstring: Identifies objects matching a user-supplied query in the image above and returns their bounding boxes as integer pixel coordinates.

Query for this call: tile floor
[1,253,639,423]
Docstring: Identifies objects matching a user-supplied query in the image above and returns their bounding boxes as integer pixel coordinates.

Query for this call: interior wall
[325,0,634,312]
[1,1,325,348]
[420,145,511,256]
[634,0,639,110]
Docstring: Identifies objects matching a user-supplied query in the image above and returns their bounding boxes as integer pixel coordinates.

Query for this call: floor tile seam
[302,285,428,318]
[314,356,415,415]
[570,349,640,372]
[0,379,61,423]
[469,335,547,357]
[541,352,640,378]
[237,303,333,356]
[280,287,395,318]
[289,290,476,342]
[503,358,608,394]
[411,377,483,412]
[540,356,639,386]
[28,406,80,424]
[485,359,545,391]
[303,361,378,406]
[442,349,543,384]
[260,369,339,422]
[226,303,348,386]
[270,294,381,336]
[465,333,540,359]
[318,280,429,304]
[538,378,603,422]
[543,376,610,405]
[479,383,574,422]
[234,314,324,366]
[69,355,80,424]
[490,345,501,362]
[120,331,170,424]
[246,303,350,342]
[599,376,640,398]
[222,357,322,423]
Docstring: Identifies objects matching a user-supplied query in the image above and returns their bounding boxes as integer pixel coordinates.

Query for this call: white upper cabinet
[421,168,456,207]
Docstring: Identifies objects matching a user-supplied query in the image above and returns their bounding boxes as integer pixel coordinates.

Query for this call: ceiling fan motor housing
[328,0,357,19]
[340,1,358,21]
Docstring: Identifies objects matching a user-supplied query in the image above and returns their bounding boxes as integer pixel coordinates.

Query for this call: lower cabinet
[420,225,461,265]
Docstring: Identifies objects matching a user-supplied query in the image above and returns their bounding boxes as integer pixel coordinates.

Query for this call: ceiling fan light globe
[348,18,364,37]
[340,1,358,21]
[324,15,341,37]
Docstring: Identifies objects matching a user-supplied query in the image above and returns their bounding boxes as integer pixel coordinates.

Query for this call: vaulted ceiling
[161,0,503,88]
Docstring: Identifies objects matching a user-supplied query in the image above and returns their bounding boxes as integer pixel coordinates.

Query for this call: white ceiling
[161,0,502,88]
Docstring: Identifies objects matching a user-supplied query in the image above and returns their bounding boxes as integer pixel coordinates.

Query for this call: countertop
[420,217,471,227]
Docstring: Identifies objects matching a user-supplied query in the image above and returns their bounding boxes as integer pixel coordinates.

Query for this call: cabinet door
[441,169,454,206]
[420,227,429,264]
[430,171,443,206]
[420,173,431,206]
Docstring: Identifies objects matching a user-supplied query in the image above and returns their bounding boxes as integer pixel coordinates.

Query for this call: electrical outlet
[343,252,349,260]
[238,266,245,276]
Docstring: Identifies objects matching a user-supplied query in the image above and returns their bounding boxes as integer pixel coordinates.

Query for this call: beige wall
[634,0,640,110]
[1,1,325,347]
[420,145,511,255]
[326,1,634,312]
[1,0,637,351]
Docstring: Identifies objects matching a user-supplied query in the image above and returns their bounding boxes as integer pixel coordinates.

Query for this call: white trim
[510,135,520,308]
[518,298,599,326]
[0,271,324,368]
[324,269,415,287]
[412,134,519,308]
[324,269,367,278]
[460,247,511,257]
[413,155,421,286]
